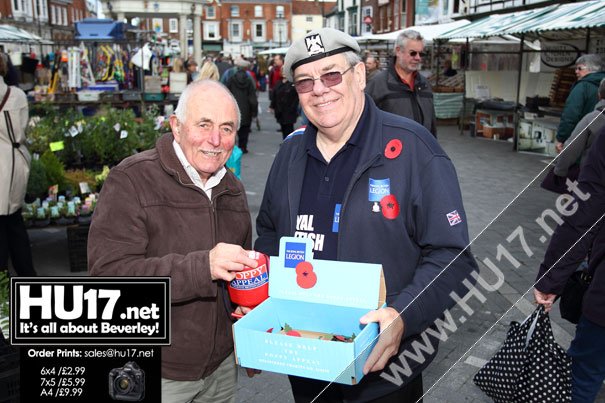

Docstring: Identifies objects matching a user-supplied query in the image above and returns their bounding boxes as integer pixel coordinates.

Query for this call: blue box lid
[269,237,385,310]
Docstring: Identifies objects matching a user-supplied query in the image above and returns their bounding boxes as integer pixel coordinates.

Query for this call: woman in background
[197,61,220,81]
[0,54,37,277]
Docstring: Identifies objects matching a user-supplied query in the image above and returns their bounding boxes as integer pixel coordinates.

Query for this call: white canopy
[357,20,471,44]
[257,46,290,55]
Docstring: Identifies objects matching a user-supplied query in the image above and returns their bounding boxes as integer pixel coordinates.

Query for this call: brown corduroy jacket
[88,132,252,380]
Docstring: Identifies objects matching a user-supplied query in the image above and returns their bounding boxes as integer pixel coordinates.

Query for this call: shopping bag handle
[524,305,544,349]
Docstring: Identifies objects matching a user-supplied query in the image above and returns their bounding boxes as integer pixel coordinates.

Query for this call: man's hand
[555,141,564,153]
[359,307,404,374]
[209,243,258,282]
[232,306,252,318]
[533,288,557,312]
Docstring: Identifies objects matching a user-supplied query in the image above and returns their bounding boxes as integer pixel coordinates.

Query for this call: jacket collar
[155,132,240,196]
[286,94,385,231]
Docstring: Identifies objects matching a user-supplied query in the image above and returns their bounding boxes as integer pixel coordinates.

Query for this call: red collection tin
[227,251,269,308]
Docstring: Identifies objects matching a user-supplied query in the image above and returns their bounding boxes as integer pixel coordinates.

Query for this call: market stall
[436,0,605,155]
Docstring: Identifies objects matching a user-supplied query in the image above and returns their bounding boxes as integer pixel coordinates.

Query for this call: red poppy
[295,261,317,289]
[380,194,400,220]
[384,139,403,159]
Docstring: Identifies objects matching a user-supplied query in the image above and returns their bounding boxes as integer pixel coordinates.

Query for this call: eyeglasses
[575,65,588,71]
[293,66,354,94]
[409,50,426,58]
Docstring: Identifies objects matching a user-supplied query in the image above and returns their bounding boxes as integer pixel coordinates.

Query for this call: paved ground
[26,91,604,402]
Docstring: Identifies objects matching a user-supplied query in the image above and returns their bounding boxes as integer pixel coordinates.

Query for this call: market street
[29,91,604,402]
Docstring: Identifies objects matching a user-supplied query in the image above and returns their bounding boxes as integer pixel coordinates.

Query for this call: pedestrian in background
[186,60,198,84]
[0,53,36,277]
[89,80,259,402]
[268,54,283,95]
[365,30,437,137]
[555,78,605,179]
[364,54,380,82]
[255,27,476,402]
[442,59,457,77]
[172,57,185,73]
[197,60,220,81]
[215,55,233,79]
[226,59,258,154]
[269,69,299,139]
[255,55,269,92]
[534,127,605,403]
[556,54,605,153]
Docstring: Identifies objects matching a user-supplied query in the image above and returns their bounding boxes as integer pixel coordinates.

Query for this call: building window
[12,0,23,13]
[253,22,265,41]
[204,22,219,40]
[276,5,284,19]
[169,18,178,33]
[306,16,313,22]
[62,7,67,25]
[254,5,263,18]
[206,6,215,19]
[231,5,239,17]
[230,21,242,41]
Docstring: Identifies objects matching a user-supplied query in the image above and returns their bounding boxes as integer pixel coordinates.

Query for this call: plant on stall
[95,166,110,191]
[26,114,63,157]
[40,150,67,191]
[79,107,140,168]
[136,104,165,150]
[26,158,50,201]
[64,168,98,196]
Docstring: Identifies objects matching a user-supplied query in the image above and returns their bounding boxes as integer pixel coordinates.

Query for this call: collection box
[233,237,385,385]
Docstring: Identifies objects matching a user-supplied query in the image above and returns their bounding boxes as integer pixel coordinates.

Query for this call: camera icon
[108,361,145,401]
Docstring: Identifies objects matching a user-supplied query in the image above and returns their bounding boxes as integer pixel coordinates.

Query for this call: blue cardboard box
[233,237,385,385]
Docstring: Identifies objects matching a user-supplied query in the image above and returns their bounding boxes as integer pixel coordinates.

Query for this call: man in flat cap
[254,28,477,402]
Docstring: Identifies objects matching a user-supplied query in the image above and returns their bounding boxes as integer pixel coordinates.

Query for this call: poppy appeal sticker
[384,139,403,159]
[380,194,400,220]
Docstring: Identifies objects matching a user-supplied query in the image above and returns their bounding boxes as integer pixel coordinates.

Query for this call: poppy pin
[295,261,317,289]
[384,139,403,159]
[380,194,400,220]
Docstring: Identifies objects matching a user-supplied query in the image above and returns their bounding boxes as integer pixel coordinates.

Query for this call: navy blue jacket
[255,95,477,399]
[536,127,605,327]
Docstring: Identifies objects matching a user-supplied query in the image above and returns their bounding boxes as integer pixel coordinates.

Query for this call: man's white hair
[174,79,241,130]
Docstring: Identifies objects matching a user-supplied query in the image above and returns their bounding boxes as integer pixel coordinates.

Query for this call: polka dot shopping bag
[473,305,571,402]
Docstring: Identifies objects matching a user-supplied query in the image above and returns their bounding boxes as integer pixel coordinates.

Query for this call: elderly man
[555,54,605,153]
[88,80,257,402]
[255,28,477,402]
[365,30,437,137]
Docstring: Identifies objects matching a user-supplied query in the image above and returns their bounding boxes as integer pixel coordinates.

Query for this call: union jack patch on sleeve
[447,210,462,226]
